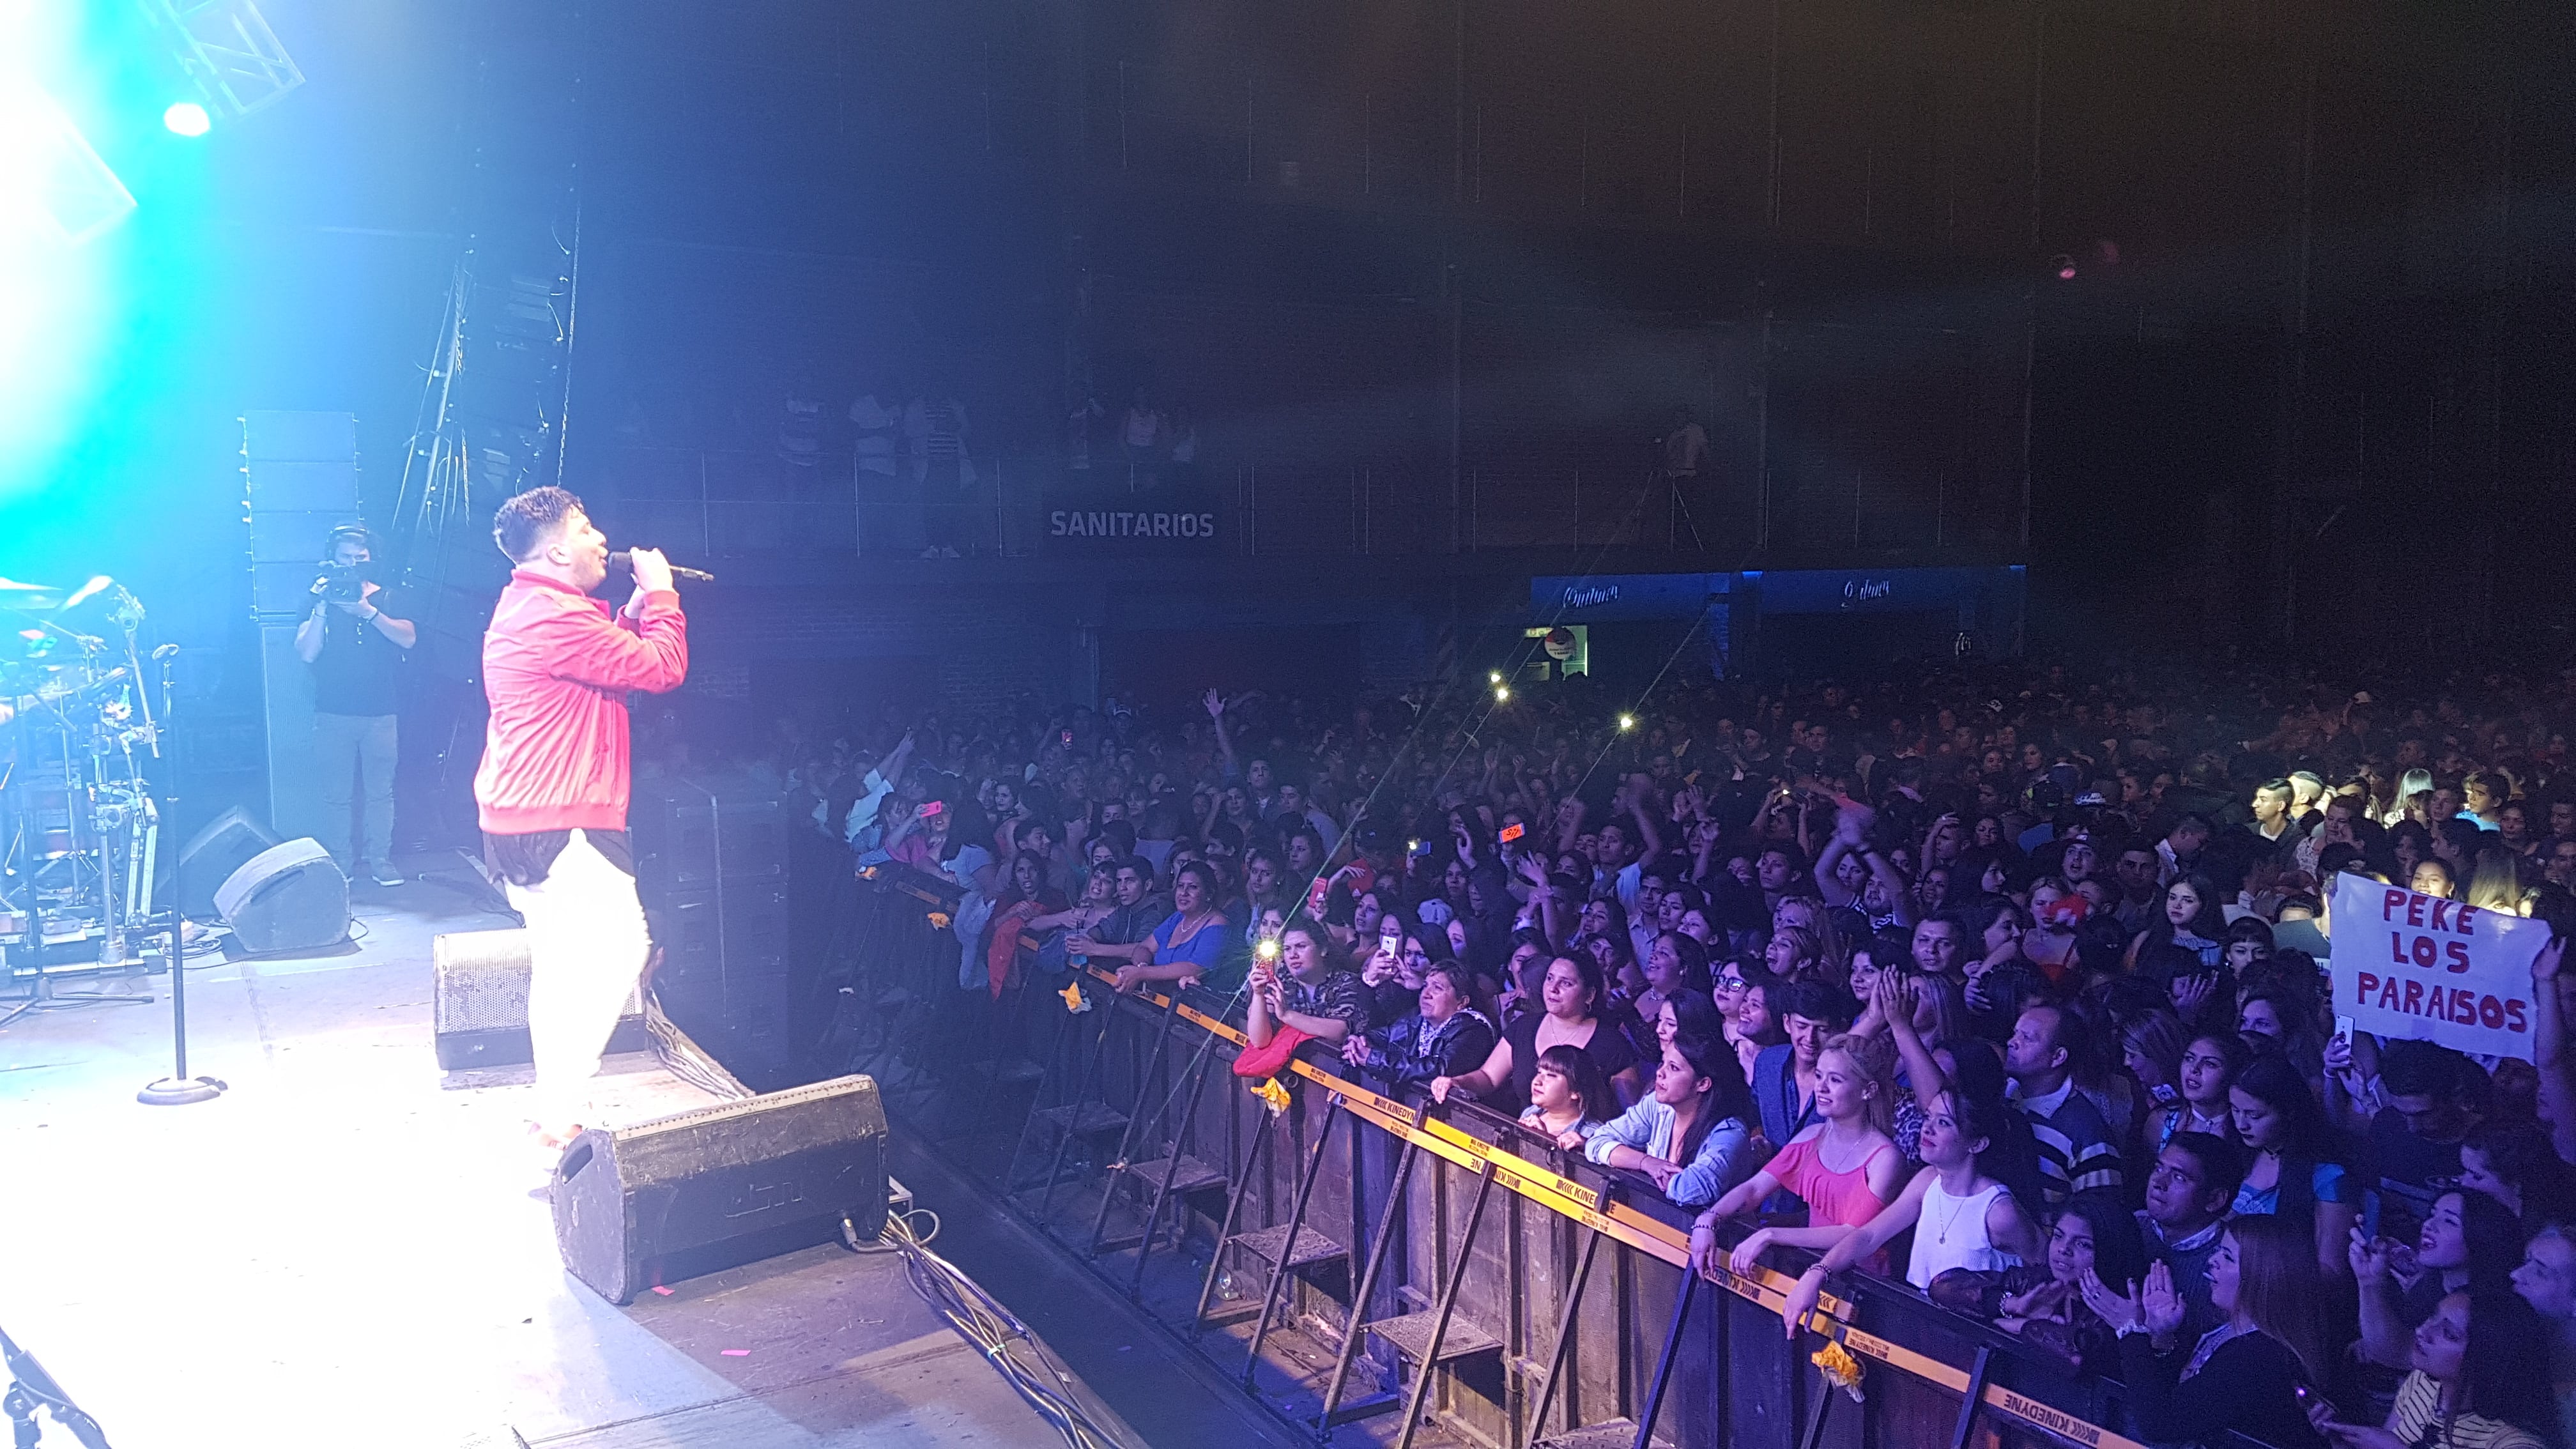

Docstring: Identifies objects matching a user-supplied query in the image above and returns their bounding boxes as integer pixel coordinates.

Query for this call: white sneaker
[370,866,406,887]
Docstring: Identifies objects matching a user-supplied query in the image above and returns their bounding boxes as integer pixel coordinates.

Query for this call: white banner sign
[2329,872,2544,1062]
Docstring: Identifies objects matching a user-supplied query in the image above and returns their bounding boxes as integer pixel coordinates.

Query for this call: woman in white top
[1776,1088,2043,1335]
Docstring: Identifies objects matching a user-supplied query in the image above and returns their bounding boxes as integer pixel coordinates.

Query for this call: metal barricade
[839,873,2285,1449]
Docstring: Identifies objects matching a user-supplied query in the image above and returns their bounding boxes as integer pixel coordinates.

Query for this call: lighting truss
[136,0,305,119]
[7,93,137,244]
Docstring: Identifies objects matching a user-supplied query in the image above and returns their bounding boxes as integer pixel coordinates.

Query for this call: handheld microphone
[606,550,716,583]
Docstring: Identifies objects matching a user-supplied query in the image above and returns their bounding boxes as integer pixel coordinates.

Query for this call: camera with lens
[317,562,374,602]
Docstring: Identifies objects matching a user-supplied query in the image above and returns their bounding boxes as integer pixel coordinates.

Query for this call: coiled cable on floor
[843,1209,1126,1449]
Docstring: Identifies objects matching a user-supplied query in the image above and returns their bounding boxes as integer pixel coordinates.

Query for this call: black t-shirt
[1501,1010,1640,1110]
[309,586,406,717]
[2364,1108,2462,1245]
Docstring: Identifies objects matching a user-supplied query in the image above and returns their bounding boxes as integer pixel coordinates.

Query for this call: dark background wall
[561,0,2576,644]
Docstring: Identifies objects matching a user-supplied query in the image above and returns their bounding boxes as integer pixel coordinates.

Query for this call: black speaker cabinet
[213,838,350,954]
[551,1075,889,1305]
[431,928,650,1071]
[631,772,795,1087]
[176,806,282,921]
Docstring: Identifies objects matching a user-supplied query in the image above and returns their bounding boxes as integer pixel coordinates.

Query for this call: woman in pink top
[1689,1032,1907,1284]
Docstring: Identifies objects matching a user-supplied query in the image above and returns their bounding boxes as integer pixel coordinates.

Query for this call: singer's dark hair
[493,486,586,563]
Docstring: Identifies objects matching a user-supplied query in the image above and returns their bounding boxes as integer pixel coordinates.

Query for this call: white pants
[508,830,652,1128]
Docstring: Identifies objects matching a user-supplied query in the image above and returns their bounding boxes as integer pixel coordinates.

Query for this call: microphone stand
[0,1324,111,1448]
[137,641,222,1107]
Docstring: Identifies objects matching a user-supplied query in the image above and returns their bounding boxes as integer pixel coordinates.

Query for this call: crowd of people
[763,654,2576,1449]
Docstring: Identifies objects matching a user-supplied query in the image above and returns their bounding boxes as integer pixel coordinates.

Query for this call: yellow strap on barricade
[1012,960,2145,1449]
[1080,968,1841,1305]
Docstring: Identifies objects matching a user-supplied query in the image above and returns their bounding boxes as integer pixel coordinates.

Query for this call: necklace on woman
[1928,1182,1976,1244]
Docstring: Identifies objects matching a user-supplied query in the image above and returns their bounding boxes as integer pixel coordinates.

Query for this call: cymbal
[0,578,65,610]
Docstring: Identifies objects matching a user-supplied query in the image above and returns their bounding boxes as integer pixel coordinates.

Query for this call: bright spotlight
[1618,714,1636,731]
[1494,686,1510,703]
[163,102,211,137]
[1487,670,1502,685]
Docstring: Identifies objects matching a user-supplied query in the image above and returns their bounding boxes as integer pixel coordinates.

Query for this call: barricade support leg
[1312,1130,1422,1427]
[1083,993,1187,1257]
[1192,1099,1279,1330]
[1949,1346,1993,1449]
[1238,1091,1345,1383]
[1390,1160,1499,1449]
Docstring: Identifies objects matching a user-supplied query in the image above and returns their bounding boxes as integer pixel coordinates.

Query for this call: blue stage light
[162,101,210,137]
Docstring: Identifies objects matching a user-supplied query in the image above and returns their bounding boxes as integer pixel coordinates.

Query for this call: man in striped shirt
[2005,1004,2124,1208]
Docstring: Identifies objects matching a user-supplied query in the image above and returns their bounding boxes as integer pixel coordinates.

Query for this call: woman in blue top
[2228,1051,2357,1280]
[1586,1035,1754,1208]
[1087,861,1236,994]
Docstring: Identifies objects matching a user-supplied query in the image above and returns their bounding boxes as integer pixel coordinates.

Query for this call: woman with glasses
[1710,956,1752,1051]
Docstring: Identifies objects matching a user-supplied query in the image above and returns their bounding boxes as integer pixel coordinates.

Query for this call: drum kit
[0,572,174,1016]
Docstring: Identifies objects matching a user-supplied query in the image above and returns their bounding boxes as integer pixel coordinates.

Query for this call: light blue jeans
[312,710,396,871]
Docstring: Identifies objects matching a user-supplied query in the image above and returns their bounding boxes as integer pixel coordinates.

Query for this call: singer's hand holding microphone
[620,547,675,594]
[605,549,716,585]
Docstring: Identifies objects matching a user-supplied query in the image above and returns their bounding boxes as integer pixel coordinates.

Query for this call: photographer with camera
[293,523,415,886]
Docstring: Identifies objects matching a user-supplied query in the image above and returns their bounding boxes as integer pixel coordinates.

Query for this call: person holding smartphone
[887,796,953,870]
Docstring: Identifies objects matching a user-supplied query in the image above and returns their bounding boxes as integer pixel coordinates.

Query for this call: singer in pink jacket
[474,486,689,1152]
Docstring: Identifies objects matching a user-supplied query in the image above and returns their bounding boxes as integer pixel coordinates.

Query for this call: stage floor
[0,856,1132,1449]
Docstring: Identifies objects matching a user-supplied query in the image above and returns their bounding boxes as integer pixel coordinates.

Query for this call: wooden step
[1319,1390,1404,1428]
[1117,1154,1227,1195]
[1033,1103,1128,1137]
[1363,1310,1503,1364]
[1533,1420,1676,1449]
[1228,1224,1346,1268]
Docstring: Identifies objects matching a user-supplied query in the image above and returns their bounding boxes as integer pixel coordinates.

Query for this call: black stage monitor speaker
[552,1075,889,1305]
[432,928,648,1071]
[213,838,350,954]
[177,806,282,921]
